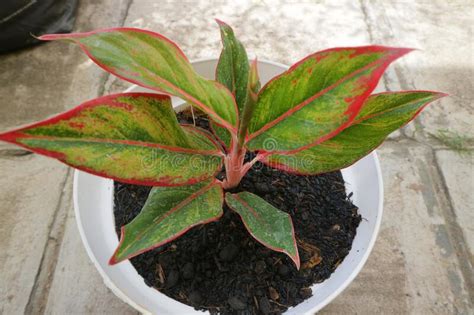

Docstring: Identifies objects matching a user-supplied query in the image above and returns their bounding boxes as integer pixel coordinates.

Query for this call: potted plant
[0,21,444,314]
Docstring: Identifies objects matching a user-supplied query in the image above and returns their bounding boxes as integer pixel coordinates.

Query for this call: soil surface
[113,111,361,314]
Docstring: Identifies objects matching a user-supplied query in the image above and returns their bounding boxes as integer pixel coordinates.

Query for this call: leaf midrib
[351,94,437,126]
[122,181,219,254]
[18,133,222,156]
[247,58,387,142]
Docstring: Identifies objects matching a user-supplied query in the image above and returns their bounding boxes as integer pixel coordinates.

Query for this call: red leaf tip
[0,130,21,144]
[368,46,415,59]
[392,46,416,57]
[346,45,415,60]
[435,92,450,99]
[108,255,119,266]
[38,33,81,41]
[214,18,228,26]
[109,226,126,266]
[37,34,52,41]
[292,251,301,270]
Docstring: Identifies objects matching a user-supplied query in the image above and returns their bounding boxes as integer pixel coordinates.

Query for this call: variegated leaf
[212,20,251,149]
[246,46,413,153]
[248,58,261,93]
[39,28,238,131]
[0,93,223,186]
[211,58,262,149]
[225,192,300,268]
[210,122,232,151]
[111,180,223,264]
[266,91,446,174]
[215,19,250,113]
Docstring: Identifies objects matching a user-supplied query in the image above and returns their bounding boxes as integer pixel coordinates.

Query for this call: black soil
[113,111,361,314]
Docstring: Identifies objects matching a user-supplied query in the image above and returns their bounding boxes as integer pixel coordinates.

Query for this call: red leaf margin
[0,92,225,187]
[261,90,448,175]
[109,180,224,265]
[225,193,301,269]
[245,46,414,154]
[39,27,240,134]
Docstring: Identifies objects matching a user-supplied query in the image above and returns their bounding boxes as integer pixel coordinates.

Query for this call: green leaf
[39,28,238,132]
[211,20,251,149]
[248,58,261,93]
[246,46,413,153]
[111,180,223,264]
[215,19,250,113]
[211,58,261,150]
[210,122,232,151]
[265,91,446,174]
[225,192,300,268]
[237,59,260,146]
[0,93,223,186]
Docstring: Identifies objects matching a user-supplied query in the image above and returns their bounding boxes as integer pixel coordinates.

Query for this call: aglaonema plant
[0,21,446,269]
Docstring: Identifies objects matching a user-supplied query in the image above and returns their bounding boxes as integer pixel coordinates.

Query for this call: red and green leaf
[39,28,238,132]
[215,19,250,113]
[211,58,262,150]
[212,20,251,149]
[237,59,261,146]
[225,192,300,269]
[265,91,446,174]
[0,20,446,269]
[110,179,223,264]
[0,93,223,186]
[210,122,232,152]
[246,46,413,153]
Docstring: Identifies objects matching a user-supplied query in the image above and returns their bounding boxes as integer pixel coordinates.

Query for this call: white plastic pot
[73,59,384,314]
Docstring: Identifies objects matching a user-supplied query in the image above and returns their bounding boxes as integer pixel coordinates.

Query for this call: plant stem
[222,62,260,189]
[222,136,246,189]
[241,152,269,174]
[236,90,258,149]
[222,143,268,190]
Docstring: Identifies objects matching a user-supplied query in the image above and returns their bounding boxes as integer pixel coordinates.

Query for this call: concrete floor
[0,0,473,314]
